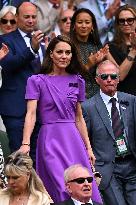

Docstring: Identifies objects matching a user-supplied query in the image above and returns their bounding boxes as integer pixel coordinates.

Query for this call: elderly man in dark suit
[82,60,136,205]
[54,164,102,205]
[0,1,45,165]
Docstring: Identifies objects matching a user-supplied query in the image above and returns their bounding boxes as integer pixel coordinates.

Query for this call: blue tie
[2,0,9,7]
[103,2,107,11]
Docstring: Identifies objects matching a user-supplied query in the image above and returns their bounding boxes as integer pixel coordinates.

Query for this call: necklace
[10,193,30,205]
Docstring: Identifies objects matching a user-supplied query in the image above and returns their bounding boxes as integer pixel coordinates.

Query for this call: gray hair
[96,60,119,76]
[0,6,16,19]
[64,164,90,183]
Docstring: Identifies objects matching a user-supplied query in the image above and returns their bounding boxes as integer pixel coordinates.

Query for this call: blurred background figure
[0,152,52,204]
[0,6,16,35]
[78,0,126,45]
[0,42,9,132]
[0,6,16,132]
[33,0,63,35]
[54,8,74,36]
[109,5,136,95]
[70,8,116,99]
[0,142,7,189]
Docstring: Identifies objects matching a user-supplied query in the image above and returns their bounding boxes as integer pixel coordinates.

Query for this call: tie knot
[103,2,107,10]
[26,33,32,38]
[110,97,116,105]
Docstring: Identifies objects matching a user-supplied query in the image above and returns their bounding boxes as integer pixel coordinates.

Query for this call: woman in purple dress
[19,35,102,204]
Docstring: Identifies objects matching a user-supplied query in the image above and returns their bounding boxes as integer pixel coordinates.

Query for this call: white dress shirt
[18,29,44,64]
[72,197,93,205]
[100,89,120,121]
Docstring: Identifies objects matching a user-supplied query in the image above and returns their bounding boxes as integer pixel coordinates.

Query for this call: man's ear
[65,182,72,194]
[95,76,99,85]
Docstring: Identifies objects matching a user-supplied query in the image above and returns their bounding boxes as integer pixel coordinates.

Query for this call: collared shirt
[100,90,130,148]
[97,0,111,13]
[18,29,43,64]
[48,1,53,9]
[100,89,120,121]
[71,197,93,205]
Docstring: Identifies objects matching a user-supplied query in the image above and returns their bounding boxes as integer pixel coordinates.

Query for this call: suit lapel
[14,29,29,51]
[117,92,128,136]
[95,93,115,139]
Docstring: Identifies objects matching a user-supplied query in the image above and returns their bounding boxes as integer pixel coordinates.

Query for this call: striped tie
[110,98,124,138]
[2,0,9,7]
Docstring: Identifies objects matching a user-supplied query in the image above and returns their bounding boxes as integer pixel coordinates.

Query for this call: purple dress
[25,74,102,204]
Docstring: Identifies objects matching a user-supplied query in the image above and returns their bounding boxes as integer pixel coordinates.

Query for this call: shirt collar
[100,89,118,105]
[48,1,53,9]
[97,0,110,6]
[18,29,28,38]
[71,197,93,205]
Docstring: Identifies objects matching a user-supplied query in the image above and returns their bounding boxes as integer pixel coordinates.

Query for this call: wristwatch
[127,55,135,61]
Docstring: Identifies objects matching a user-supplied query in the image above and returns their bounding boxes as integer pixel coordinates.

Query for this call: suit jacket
[53,198,102,205]
[82,91,136,190]
[0,29,45,117]
[77,0,125,44]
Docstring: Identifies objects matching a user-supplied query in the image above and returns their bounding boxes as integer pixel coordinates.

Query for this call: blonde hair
[4,152,52,201]
[0,6,16,19]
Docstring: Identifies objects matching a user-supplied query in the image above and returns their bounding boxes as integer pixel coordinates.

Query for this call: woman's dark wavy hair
[113,4,136,51]
[70,8,102,47]
[40,35,85,75]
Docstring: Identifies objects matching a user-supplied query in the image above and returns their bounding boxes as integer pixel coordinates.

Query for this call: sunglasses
[0,18,16,25]
[68,177,93,184]
[97,73,119,80]
[61,17,72,23]
[118,17,136,25]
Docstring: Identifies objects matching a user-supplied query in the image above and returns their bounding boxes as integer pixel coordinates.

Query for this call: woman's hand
[130,32,136,50]
[18,144,30,154]
[0,43,9,60]
[87,148,96,166]
[88,44,109,68]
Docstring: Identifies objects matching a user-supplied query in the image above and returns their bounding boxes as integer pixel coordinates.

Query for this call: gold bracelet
[22,143,30,146]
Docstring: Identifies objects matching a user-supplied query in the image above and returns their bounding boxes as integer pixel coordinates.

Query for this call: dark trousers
[101,155,136,205]
[1,115,40,168]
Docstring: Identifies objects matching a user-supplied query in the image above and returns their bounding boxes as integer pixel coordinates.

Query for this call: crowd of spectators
[0,1,136,205]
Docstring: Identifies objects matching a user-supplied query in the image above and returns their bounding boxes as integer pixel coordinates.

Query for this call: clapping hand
[130,31,136,50]
[88,44,109,67]
[44,32,56,48]
[0,43,9,60]
[106,0,121,20]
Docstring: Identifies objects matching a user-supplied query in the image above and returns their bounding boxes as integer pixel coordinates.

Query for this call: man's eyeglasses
[0,18,16,25]
[97,73,119,80]
[61,17,72,23]
[118,17,136,25]
[68,177,93,184]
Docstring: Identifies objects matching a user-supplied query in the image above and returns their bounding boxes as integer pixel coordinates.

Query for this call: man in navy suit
[82,60,136,205]
[54,164,102,205]
[0,2,45,165]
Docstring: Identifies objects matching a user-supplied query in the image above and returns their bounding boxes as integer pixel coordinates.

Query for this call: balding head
[16,2,37,33]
